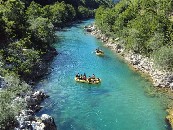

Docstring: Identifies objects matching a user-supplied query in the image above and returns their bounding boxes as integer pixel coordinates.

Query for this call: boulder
[86,28,92,32]
[0,76,6,89]
[41,114,57,130]
[166,109,173,128]
[25,96,37,106]
[170,82,173,90]
[167,75,173,83]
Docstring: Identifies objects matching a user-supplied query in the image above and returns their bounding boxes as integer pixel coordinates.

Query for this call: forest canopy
[95,0,173,71]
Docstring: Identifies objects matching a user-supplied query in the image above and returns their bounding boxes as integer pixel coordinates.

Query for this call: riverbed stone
[41,114,57,130]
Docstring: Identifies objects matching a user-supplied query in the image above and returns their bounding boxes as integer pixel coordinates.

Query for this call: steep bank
[0,48,58,130]
[15,49,58,129]
[85,24,173,128]
[0,73,57,130]
[15,91,57,130]
[22,47,58,84]
[85,24,173,89]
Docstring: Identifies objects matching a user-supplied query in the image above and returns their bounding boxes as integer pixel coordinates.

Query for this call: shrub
[0,74,30,130]
[152,46,173,71]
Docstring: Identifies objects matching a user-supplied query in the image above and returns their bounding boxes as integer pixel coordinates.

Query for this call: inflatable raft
[95,51,104,56]
[75,77,101,84]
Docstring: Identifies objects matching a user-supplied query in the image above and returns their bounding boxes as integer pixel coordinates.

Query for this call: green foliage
[66,4,76,21]
[0,90,18,130]
[4,39,41,75]
[125,13,168,54]
[25,1,43,20]
[28,17,55,47]
[0,0,26,41]
[153,46,173,71]
[34,0,113,8]
[95,0,173,69]
[4,74,31,95]
[78,6,94,19]
[0,0,110,83]
[43,2,76,26]
[0,74,30,130]
[95,6,116,34]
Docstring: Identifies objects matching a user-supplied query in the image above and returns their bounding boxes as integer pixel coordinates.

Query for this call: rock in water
[41,114,57,130]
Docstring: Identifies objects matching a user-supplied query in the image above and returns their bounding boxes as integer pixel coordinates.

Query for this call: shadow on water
[88,88,110,95]
[166,120,172,130]
[59,118,88,130]
[76,82,101,88]
[75,82,111,96]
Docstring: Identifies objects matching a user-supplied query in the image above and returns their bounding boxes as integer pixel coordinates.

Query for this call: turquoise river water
[36,20,170,130]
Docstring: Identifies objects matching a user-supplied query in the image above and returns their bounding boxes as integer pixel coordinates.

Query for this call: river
[36,19,170,130]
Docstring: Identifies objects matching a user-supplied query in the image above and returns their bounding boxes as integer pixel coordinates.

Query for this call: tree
[0,74,30,130]
[25,1,43,19]
[1,0,26,42]
[95,0,173,56]
[46,2,76,26]
[78,6,93,19]
[153,46,173,71]
[27,17,55,49]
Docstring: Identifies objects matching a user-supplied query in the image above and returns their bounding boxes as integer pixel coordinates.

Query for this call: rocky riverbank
[85,24,173,89]
[85,24,173,128]
[14,90,57,130]
[14,49,58,130]
[13,47,58,130]
[0,47,58,130]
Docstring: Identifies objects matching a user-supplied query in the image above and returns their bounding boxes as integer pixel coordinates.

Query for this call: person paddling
[92,74,95,79]
[88,76,92,83]
[83,73,86,80]
[76,73,80,78]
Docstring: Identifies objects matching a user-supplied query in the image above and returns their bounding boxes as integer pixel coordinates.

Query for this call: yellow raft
[95,51,104,56]
[75,77,101,84]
